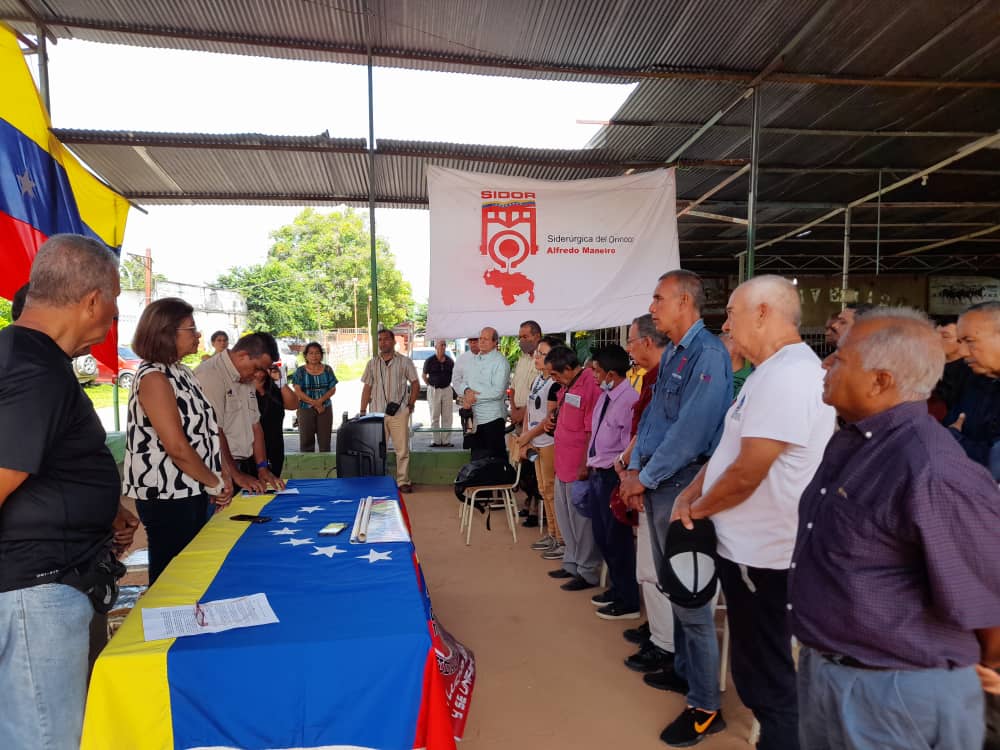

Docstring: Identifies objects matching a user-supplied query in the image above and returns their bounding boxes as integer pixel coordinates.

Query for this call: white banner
[426,166,678,337]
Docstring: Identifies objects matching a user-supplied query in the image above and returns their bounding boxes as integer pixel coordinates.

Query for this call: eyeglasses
[176,326,200,333]
[626,337,644,345]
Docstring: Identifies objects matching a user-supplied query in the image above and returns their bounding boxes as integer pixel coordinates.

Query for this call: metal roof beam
[7,13,999,89]
[677,164,750,218]
[754,131,1000,250]
[121,192,427,206]
[895,224,1000,256]
[679,222,998,228]
[581,120,991,139]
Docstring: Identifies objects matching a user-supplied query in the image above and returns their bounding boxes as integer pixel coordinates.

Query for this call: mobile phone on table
[230,514,272,523]
[319,522,347,536]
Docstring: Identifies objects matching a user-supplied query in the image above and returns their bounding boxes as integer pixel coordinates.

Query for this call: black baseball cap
[657,518,719,608]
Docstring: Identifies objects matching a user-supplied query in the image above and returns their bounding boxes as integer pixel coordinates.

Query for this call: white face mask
[599,380,613,392]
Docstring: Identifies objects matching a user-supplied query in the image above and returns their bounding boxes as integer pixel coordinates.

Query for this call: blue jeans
[798,646,984,750]
[645,463,719,710]
[672,594,721,711]
[0,583,94,749]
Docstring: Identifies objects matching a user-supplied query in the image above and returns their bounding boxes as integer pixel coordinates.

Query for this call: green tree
[119,255,166,290]
[216,208,413,336]
[0,298,11,330]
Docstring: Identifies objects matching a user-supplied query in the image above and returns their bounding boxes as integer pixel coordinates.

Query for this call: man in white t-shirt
[671,275,835,750]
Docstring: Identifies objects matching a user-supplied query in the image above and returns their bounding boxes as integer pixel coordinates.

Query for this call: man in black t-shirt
[0,234,138,749]
[422,339,455,447]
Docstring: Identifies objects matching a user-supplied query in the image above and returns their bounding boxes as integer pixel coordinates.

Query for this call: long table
[82,477,475,750]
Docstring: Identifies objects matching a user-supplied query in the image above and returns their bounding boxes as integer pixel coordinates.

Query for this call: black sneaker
[560,576,596,592]
[659,707,726,747]
[548,568,574,579]
[518,508,529,517]
[521,514,539,528]
[624,642,675,673]
[623,621,650,645]
[643,667,689,694]
[590,589,616,607]
[596,602,641,620]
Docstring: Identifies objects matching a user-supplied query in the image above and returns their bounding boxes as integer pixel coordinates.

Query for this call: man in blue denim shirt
[619,269,732,747]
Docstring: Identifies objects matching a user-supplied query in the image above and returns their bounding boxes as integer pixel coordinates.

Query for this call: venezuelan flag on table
[1,23,129,369]
[83,477,475,750]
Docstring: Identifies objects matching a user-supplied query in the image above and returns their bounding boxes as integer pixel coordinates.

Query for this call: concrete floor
[402,486,757,750]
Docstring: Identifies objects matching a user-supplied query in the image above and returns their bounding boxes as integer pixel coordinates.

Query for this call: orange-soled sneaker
[659,707,726,747]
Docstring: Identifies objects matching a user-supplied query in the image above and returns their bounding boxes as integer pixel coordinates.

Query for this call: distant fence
[300,329,371,365]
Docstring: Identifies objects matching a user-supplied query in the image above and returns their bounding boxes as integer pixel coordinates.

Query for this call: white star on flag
[269,527,299,536]
[281,538,313,547]
[330,499,353,504]
[299,506,324,513]
[278,515,304,523]
[358,549,392,563]
[16,169,37,198]
[311,545,346,558]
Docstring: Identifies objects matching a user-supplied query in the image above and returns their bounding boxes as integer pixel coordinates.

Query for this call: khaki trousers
[384,406,411,486]
[427,385,454,445]
[535,444,561,542]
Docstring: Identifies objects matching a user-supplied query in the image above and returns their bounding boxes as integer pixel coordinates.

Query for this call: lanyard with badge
[528,376,550,428]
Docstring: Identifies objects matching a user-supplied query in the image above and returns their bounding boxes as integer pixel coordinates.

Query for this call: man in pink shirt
[544,345,603,591]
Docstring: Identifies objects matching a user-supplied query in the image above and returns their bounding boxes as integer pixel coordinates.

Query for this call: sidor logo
[479,191,537,306]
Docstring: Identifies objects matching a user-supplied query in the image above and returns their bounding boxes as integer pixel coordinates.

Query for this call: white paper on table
[141,593,279,641]
[275,487,299,495]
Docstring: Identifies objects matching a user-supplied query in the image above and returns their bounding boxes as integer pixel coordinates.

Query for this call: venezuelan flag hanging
[82,477,475,750]
[0,23,129,367]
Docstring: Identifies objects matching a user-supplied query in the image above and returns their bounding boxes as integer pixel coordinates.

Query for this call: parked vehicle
[275,340,298,380]
[94,345,142,389]
[75,345,143,389]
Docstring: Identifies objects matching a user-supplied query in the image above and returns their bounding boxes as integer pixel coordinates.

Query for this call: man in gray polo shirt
[195,333,285,493]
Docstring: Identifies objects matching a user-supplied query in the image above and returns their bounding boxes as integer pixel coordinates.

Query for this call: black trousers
[465,418,507,462]
[588,468,639,610]
[136,494,210,585]
[717,557,799,750]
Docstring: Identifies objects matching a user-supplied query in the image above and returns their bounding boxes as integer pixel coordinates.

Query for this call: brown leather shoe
[398,483,414,493]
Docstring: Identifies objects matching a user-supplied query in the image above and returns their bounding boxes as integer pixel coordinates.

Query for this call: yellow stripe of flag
[81,496,276,750]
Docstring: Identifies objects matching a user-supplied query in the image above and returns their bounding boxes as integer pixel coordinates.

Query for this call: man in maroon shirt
[791,308,1000,749]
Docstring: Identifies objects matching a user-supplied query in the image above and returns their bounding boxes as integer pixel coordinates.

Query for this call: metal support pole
[37,25,50,112]
[841,209,851,311]
[875,169,882,276]
[737,251,747,283]
[364,3,379,346]
[745,87,762,279]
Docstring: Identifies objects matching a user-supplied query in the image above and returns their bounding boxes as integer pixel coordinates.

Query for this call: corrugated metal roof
[8,0,1000,273]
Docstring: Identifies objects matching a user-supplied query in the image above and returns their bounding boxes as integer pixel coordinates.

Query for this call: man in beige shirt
[510,320,542,426]
[195,333,285,493]
[360,329,420,492]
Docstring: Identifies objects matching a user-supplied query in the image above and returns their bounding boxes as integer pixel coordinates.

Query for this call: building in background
[117,281,248,352]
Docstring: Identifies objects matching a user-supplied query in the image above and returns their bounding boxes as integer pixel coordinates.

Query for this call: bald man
[458,327,511,460]
[949,302,1000,479]
[673,275,836,750]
